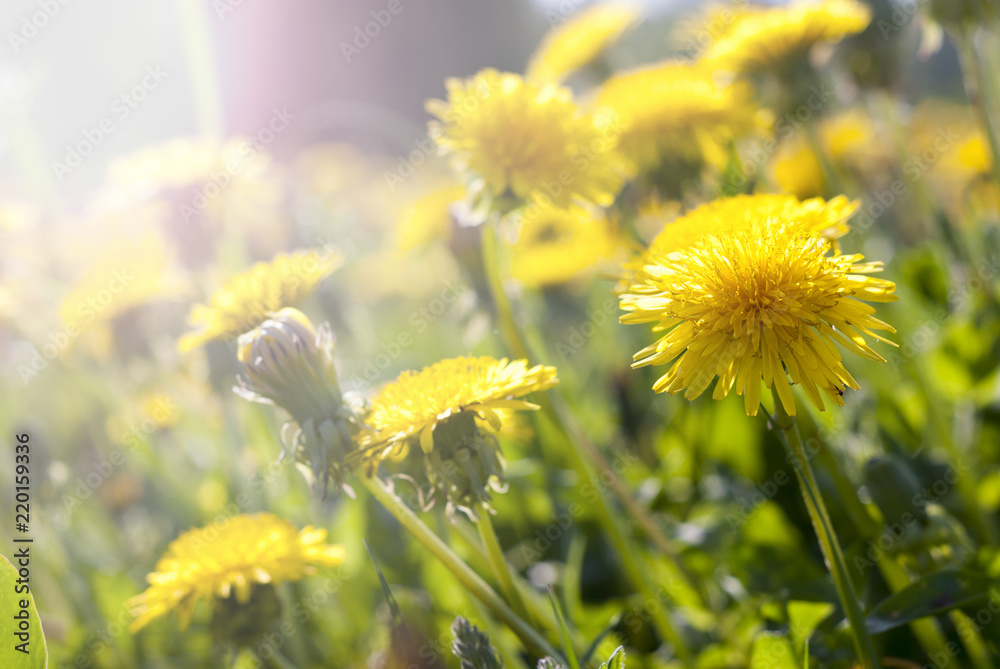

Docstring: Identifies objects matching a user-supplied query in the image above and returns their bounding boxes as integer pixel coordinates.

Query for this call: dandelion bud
[235,308,366,496]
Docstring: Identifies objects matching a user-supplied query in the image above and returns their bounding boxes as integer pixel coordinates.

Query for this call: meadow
[2,1,1000,668]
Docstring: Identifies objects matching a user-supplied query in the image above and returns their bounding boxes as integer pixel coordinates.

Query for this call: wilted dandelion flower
[180,248,341,351]
[525,3,640,85]
[235,308,366,496]
[128,513,344,635]
[597,61,765,181]
[427,69,626,211]
[364,356,558,517]
[620,194,897,416]
[702,0,871,73]
[510,206,622,288]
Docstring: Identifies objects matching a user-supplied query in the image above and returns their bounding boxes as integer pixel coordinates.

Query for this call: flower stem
[476,504,534,625]
[480,218,693,661]
[450,519,591,655]
[358,474,562,660]
[482,216,700,596]
[956,26,1000,190]
[768,389,880,669]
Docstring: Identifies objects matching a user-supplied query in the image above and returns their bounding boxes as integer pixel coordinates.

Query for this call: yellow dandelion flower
[427,69,626,210]
[702,0,871,73]
[773,139,827,199]
[909,101,1000,217]
[397,182,467,250]
[128,513,344,632]
[510,206,622,288]
[773,109,885,198]
[620,194,896,416]
[526,3,640,85]
[366,356,558,453]
[179,248,341,351]
[629,194,857,281]
[363,356,557,517]
[597,61,765,175]
[108,137,284,229]
[141,393,180,429]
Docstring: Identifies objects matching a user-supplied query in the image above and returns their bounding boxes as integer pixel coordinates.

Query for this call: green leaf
[600,646,625,669]
[787,601,834,652]
[0,552,48,669]
[865,569,995,634]
[548,588,581,669]
[750,633,797,669]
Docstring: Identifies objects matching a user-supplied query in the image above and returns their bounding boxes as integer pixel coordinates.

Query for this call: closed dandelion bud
[235,308,367,496]
[863,454,928,528]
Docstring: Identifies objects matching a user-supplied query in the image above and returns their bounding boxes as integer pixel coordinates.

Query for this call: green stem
[804,120,845,198]
[949,610,994,669]
[451,521,590,656]
[769,389,880,669]
[483,214,703,592]
[798,413,956,664]
[480,218,693,661]
[956,27,1000,190]
[358,474,562,660]
[481,221,531,360]
[476,504,534,625]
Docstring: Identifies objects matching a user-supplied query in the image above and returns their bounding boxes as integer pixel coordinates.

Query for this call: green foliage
[0,554,47,669]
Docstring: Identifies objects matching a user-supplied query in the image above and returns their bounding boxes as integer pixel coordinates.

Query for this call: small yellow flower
[179,249,341,351]
[909,101,1000,217]
[427,69,626,210]
[363,356,557,517]
[773,109,885,199]
[597,61,765,175]
[702,0,871,73]
[510,206,622,288]
[620,194,897,416]
[397,182,467,250]
[526,3,640,85]
[108,137,285,240]
[128,513,344,632]
[366,356,558,453]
